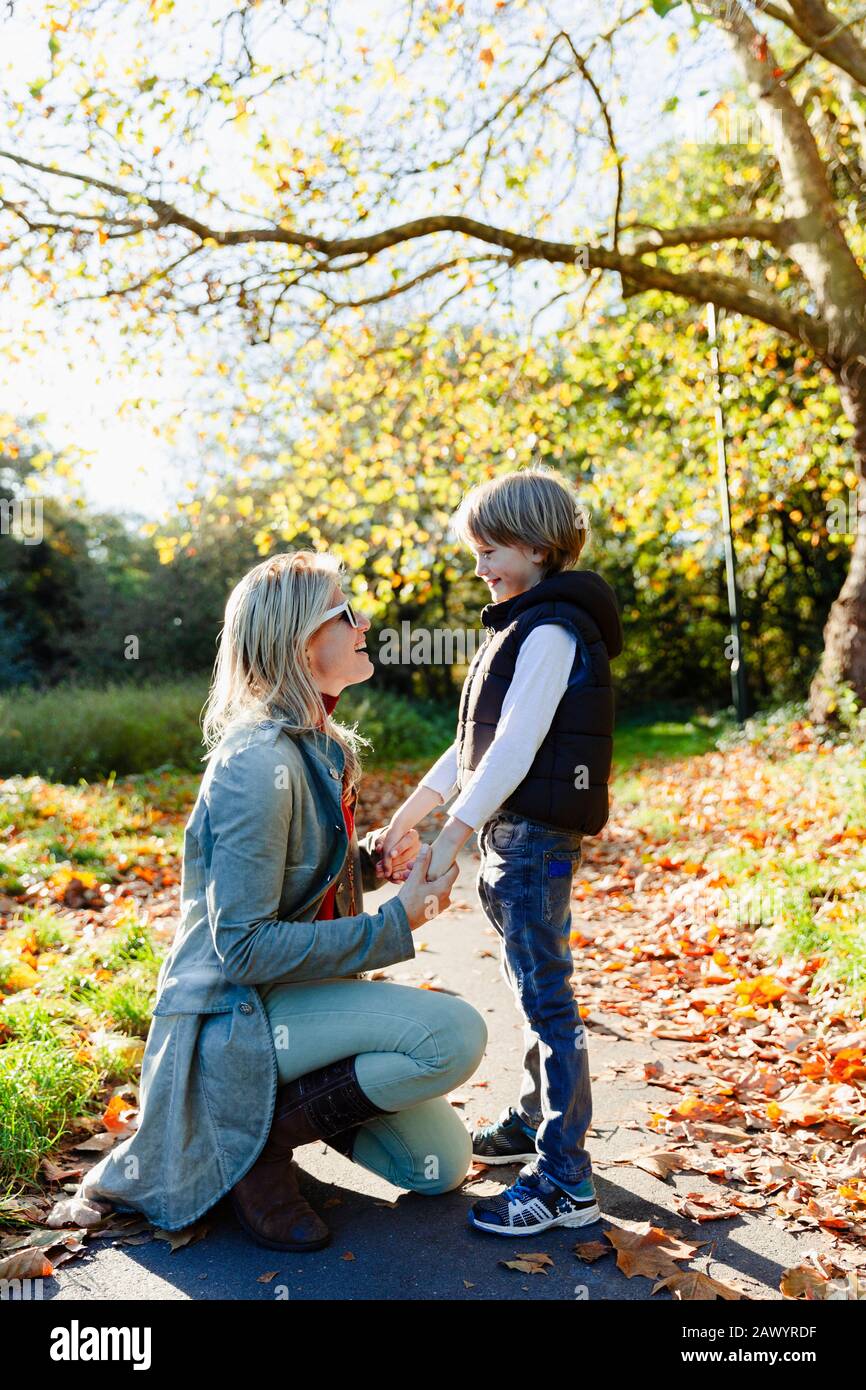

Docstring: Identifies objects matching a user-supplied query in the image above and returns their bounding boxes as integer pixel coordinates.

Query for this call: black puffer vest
[455,569,624,834]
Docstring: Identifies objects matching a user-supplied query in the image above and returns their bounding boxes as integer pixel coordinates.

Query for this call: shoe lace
[506,1174,541,1206]
[475,1120,502,1141]
[476,1108,521,1143]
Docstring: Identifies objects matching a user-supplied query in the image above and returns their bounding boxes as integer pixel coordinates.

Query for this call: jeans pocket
[489,814,534,853]
[541,847,582,926]
[488,817,517,851]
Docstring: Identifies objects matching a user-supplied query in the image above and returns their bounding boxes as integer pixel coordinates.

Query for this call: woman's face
[305,587,373,695]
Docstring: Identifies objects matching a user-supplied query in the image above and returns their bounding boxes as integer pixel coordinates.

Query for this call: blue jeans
[476,809,592,1187]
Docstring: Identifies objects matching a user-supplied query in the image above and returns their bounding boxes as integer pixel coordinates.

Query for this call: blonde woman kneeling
[74,551,487,1252]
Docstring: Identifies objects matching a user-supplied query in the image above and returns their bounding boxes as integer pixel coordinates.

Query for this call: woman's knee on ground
[412,1123,472,1194]
[355,1097,474,1195]
[395,1108,473,1195]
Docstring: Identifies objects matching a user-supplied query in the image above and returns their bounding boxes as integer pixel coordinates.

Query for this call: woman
[70,550,487,1251]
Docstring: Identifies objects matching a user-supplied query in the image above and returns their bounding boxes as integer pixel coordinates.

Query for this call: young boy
[378,466,623,1234]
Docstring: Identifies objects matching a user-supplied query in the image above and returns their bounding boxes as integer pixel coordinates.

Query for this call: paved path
[48,842,831,1302]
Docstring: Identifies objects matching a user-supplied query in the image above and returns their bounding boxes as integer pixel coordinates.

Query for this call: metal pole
[706,301,751,723]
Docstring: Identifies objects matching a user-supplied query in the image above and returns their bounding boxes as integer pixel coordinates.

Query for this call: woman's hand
[372,823,420,882]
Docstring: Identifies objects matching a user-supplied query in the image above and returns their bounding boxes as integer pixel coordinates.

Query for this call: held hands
[372,821,461,931]
[374,821,461,885]
[423,838,459,882]
[372,823,421,883]
[423,817,472,882]
[395,844,460,931]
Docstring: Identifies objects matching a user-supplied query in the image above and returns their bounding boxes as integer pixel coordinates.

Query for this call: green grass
[338,687,457,767]
[69,966,159,1041]
[614,702,866,1011]
[0,772,192,897]
[612,705,734,774]
[0,900,166,1194]
[0,1028,101,1191]
[0,674,728,784]
[768,888,866,1001]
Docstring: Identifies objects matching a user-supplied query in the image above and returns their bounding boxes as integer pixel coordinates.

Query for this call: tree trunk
[808,362,866,722]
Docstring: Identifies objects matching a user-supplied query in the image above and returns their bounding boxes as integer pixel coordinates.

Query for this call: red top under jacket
[314,691,355,922]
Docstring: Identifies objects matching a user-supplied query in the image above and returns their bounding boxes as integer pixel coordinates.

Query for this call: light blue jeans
[259,975,487,1194]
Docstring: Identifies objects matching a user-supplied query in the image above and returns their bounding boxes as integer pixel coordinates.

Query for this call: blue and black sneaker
[468,1162,600,1236]
[471,1106,538,1165]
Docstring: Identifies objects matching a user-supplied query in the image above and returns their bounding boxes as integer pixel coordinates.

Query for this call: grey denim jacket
[77,718,415,1230]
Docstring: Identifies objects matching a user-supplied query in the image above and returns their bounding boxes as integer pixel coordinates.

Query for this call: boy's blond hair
[449,465,591,576]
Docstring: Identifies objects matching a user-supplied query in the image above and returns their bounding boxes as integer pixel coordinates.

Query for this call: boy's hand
[396,845,460,930]
[373,824,420,882]
[424,837,459,883]
[423,816,473,883]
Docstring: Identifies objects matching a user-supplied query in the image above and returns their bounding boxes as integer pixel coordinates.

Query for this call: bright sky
[0,1,734,521]
[0,323,194,516]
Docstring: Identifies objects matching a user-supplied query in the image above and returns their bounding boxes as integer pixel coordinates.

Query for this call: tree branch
[628,215,797,253]
[555,30,624,250]
[592,245,830,353]
[766,0,866,90]
[697,1,866,356]
[0,138,838,354]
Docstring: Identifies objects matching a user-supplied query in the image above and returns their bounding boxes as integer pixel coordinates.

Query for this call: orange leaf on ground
[102,1095,138,1131]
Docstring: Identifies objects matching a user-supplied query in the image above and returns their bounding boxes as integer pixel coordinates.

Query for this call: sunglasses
[317,599,361,629]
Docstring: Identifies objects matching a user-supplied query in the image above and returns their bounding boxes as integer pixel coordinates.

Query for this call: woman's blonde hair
[201,550,370,794]
[449,464,590,575]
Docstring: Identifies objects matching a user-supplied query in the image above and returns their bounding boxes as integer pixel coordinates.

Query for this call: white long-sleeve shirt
[420,624,578,831]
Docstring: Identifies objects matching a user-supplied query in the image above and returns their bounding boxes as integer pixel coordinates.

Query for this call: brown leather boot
[230,1138,330,1252]
[230,1056,389,1252]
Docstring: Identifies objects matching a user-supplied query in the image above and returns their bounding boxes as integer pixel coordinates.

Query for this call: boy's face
[469,534,548,602]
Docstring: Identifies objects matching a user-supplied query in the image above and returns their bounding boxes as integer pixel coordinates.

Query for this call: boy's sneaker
[471,1107,538,1165]
[468,1163,600,1236]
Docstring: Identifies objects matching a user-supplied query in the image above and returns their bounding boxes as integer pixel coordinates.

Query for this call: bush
[0,678,457,781]
[0,680,209,781]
